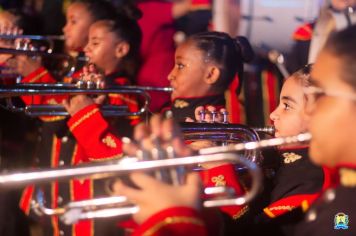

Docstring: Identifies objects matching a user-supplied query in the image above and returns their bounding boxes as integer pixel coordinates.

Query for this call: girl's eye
[176,63,185,70]
[282,102,291,110]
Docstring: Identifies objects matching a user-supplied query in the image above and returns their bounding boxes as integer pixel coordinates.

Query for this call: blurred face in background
[307,49,356,167]
[63,2,94,51]
[331,0,356,11]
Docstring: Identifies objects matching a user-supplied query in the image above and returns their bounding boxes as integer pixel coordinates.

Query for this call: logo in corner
[334,212,349,230]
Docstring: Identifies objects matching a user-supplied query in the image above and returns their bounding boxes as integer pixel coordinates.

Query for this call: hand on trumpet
[112,115,203,224]
[63,64,106,116]
[186,106,230,169]
[185,105,228,123]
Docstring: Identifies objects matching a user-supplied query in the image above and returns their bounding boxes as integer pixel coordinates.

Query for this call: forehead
[175,41,204,60]
[67,2,90,17]
[281,77,304,98]
[311,50,345,88]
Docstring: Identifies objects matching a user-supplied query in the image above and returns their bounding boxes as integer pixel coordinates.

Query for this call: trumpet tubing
[0,83,172,117]
[0,133,311,223]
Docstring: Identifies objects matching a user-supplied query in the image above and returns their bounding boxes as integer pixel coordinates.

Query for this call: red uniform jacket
[19,68,139,236]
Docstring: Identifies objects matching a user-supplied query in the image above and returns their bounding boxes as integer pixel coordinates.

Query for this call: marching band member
[162,31,253,122]
[287,0,356,73]
[114,24,356,236]
[19,1,141,235]
[294,23,356,236]
[193,65,332,236]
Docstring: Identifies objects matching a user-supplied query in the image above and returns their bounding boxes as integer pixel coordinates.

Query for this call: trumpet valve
[198,110,206,122]
[221,110,229,123]
[210,110,217,123]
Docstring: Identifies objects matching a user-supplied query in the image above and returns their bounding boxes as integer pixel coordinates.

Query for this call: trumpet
[0,83,173,117]
[0,133,310,224]
[180,122,273,164]
[0,34,64,54]
[27,152,262,224]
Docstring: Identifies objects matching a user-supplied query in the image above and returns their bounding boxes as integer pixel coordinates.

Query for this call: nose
[167,68,175,81]
[269,108,279,122]
[84,43,90,54]
[62,23,68,34]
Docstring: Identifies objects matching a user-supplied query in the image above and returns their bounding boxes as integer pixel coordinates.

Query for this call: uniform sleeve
[20,66,68,122]
[67,104,124,161]
[132,207,207,236]
[200,164,248,219]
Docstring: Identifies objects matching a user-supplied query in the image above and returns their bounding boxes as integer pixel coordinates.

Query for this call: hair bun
[235,36,254,63]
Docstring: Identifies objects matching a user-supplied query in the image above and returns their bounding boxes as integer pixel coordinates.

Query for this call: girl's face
[308,50,356,167]
[84,21,122,75]
[63,2,94,51]
[331,0,356,11]
[270,77,308,138]
[168,41,215,100]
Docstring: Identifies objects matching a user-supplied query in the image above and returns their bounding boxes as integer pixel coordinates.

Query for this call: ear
[204,66,220,85]
[115,41,130,59]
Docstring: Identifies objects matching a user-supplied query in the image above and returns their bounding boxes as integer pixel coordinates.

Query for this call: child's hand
[113,115,202,224]
[113,172,202,224]
[63,94,106,116]
[194,106,228,123]
[15,55,42,77]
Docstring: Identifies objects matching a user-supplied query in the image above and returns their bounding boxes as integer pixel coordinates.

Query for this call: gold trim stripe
[142,216,205,236]
[69,108,100,132]
[29,69,48,83]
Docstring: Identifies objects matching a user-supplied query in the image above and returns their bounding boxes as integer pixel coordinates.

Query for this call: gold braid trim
[88,153,123,162]
[142,216,205,236]
[40,116,66,122]
[108,93,138,105]
[232,205,249,220]
[264,205,296,218]
[69,108,99,132]
[29,69,48,83]
[339,168,356,187]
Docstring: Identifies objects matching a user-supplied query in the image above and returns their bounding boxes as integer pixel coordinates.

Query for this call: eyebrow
[309,77,322,87]
[281,96,297,104]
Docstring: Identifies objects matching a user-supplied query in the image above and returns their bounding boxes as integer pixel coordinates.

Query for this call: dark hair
[71,0,118,21]
[5,9,42,35]
[101,4,142,80]
[324,25,356,90]
[187,31,254,94]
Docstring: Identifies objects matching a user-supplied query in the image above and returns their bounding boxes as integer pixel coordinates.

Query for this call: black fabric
[222,147,325,236]
[165,94,226,122]
[295,172,356,236]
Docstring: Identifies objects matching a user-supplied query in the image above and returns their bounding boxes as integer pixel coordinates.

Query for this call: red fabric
[292,23,313,41]
[200,163,246,217]
[137,1,175,112]
[67,104,124,161]
[133,207,207,236]
[19,185,34,215]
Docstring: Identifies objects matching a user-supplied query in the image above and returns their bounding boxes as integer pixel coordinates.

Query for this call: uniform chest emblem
[282,152,302,164]
[102,135,117,148]
[174,99,189,109]
[334,212,349,230]
[211,175,226,186]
